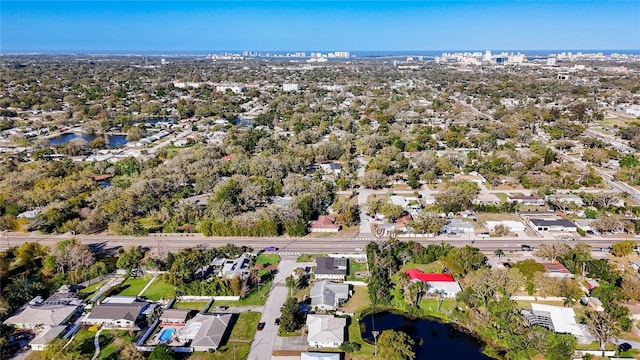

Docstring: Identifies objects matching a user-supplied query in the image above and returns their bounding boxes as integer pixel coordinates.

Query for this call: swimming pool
[158,327,175,343]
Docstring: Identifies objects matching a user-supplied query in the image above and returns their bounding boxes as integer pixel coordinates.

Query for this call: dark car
[618,342,632,352]
[264,246,278,252]
[275,318,280,325]
[257,322,266,331]
[521,244,532,251]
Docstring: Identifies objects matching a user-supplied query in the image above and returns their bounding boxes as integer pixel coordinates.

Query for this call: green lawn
[256,253,280,266]
[173,301,209,311]
[117,276,150,297]
[68,329,98,358]
[347,259,368,282]
[400,261,446,273]
[228,312,262,341]
[141,278,175,301]
[99,330,135,360]
[419,298,457,320]
[187,342,251,360]
[296,253,325,262]
[78,280,106,300]
[213,279,273,307]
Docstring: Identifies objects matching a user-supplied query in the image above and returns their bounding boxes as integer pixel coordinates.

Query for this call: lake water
[360,311,492,359]
[48,133,127,147]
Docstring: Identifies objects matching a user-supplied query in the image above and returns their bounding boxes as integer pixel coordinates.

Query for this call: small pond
[48,133,127,147]
[360,311,492,359]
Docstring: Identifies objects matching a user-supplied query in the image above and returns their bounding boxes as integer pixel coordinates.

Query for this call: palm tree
[494,249,505,259]
[285,275,295,297]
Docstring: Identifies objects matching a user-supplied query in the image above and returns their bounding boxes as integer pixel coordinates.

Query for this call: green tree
[443,246,487,276]
[378,329,415,360]
[149,343,175,360]
[611,240,637,257]
[279,297,301,333]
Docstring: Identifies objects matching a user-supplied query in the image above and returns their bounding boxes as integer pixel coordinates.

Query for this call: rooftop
[404,269,455,282]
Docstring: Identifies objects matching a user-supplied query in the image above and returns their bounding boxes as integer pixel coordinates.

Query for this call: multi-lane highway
[0,232,634,254]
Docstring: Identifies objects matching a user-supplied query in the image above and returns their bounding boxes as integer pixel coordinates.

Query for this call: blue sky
[1,1,639,52]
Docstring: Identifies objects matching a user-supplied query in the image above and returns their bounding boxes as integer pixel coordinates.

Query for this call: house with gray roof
[29,325,67,351]
[177,313,232,351]
[314,257,348,281]
[83,300,150,328]
[530,218,577,232]
[306,314,346,348]
[310,281,350,311]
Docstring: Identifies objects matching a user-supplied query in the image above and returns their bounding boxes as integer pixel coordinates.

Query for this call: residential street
[247,258,296,360]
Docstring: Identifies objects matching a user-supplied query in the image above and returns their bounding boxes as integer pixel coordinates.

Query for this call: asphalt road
[0,232,634,254]
[247,259,295,360]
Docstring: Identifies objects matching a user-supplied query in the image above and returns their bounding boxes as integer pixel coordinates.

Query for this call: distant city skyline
[1,1,639,52]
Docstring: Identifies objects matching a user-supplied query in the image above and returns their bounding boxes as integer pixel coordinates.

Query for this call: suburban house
[581,296,604,311]
[29,325,67,351]
[529,218,577,232]
[301,352,341,360]
[309,215,341,233]
[314,257,348,281]
[543,263,573,278]
[178,313,232,352]
[485,220,526,233]
[444,219,475,234]
[306,314,346,348]
[319,162,342,175]
[389,195,422,214]
[507,195,545,206]
[586,279,600,291]
[395,214,413,233]
[160,309,191,325]
[473,193,501,206]
[521,303,589,342]
[310,281,350,311]
[404,269,462,298]
[217,253,252,279]
[4,304,80,330]
[547,194,584,206]
[83,297,150,328]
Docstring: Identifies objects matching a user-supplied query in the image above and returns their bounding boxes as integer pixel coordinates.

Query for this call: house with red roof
[309,215,341,233]
[404,269,461,298]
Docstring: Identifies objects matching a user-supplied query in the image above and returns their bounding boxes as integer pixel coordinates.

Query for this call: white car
[355,248,364,252]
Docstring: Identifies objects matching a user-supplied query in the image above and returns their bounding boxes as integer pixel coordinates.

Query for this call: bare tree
[534,241,570,263]
[585,310,619,351]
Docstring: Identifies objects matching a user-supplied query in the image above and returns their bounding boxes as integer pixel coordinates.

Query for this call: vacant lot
[116,276,149,297]
[142,278,175,301]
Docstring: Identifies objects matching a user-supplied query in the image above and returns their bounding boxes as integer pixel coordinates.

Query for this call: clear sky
[1,1,639,52]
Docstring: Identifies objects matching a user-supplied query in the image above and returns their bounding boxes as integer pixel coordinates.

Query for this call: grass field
[212,279,273,307]
[347,259,368,282]
[296,253,325,262]
[400,260,446,273]
[187,342,252,360]
[342,287,370,313]
[98,330,135,359]
[78,280,106,300]
[229,312,262,341]
[116,276,150,297]
[173,301,209,310]
[141,278,175,301]
[256,253,280,266]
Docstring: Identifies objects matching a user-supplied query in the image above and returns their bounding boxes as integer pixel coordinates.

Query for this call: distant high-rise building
[483,50,492,62]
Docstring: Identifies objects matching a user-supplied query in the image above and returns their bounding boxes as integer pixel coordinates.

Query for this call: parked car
[275,318,280,325]
[257,322,266,331]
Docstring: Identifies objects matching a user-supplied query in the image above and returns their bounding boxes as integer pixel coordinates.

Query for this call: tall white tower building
[483,50,492,62]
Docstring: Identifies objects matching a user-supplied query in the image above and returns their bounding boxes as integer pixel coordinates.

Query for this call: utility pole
[372,330,379,357]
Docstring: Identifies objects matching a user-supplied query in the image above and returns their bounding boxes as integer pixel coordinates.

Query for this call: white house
[306,314,346,348]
